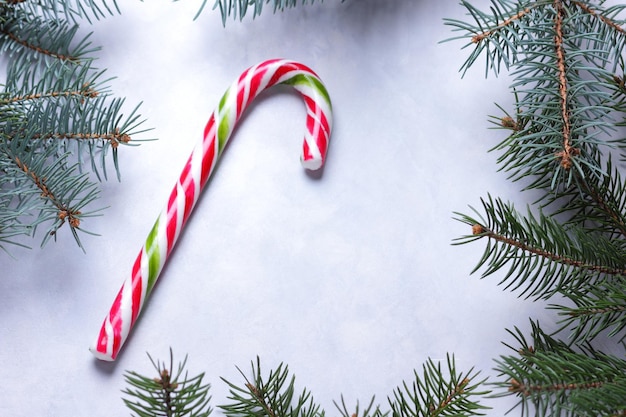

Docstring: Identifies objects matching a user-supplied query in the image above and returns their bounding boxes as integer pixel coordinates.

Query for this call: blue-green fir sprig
[0,15,97,66]
[1,0,120,24]
[445,0,626,192]
[0,0,147,251]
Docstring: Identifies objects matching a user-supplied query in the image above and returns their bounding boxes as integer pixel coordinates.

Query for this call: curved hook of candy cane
[90,59,333,361]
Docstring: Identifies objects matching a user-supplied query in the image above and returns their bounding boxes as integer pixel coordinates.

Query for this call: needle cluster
[0,0,147,251]
[191,0,334,24]
[446,0,626,415]
[122,349,212,417]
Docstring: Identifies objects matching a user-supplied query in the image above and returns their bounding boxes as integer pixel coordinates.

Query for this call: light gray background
[1,1,560,415]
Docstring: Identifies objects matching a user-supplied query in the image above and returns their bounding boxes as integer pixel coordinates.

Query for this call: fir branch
[545,156,626,239]
[1,27,78,62]
[29,129,130,148]
[1,86,99,105]
[469,3,539,46]
[453,195,626,299]
[0,138,101,249]
[7,90,145,180]
[447,2,626,415]
[122,349,212,417]
[2,0,120,24]
[572,1,626,38]
[492,323,626,417]
[446,0,626,191]
[388,354,489,417]
[3,49,111,98]
[3,57,147,179]
[444,0,546,76]
[0,17,96,65]
[0,15,148,250]
[550,277,626,342]
[220,357,322,417]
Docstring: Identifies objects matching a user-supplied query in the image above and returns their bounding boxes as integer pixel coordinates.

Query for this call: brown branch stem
[554,0,579,170]
[509,377,605,396]
[0,28,79,62]
[246,383,276,417]
[31,128,131,148]
[471,224,626,276]
[13,156,81,228]
[5,128,131,148]
[573,0,626,36]
[472,6,533,44]
[2,86,98,105]
[568,304,626,318]
[431,378,470,415]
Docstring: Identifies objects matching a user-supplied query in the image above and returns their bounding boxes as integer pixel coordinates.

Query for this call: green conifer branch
[545,156,626,238]
[122,349,213,417]
[492,322,626,417]
[220,357,322,417]
[453,195,626,300]
[0,16,95,64]
[0,140,100,248]
[549,277,626,342]
[124,353,488,417]
[388,355,490,417]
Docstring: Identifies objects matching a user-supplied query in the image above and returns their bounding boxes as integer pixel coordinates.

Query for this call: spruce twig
[220,357,322,417]
[0,0,148,251]
[493,322,626,417]
[122,349,213,417]
[388,354,490,417]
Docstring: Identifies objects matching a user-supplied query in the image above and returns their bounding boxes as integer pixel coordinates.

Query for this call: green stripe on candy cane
[145,219,163,295]
[217,90,233,154]
[284,73,332,106]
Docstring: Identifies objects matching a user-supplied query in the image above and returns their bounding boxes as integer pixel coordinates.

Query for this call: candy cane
[90,59,332,361]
